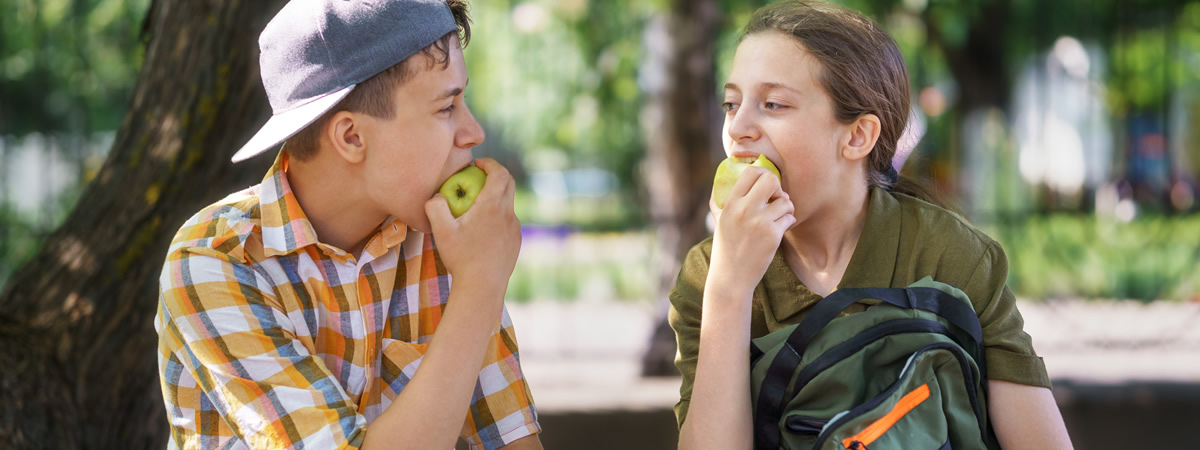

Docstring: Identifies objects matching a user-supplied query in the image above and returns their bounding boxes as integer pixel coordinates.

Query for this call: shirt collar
[258,150,410,257]
[366,217,410,257]
[759,187,903,325]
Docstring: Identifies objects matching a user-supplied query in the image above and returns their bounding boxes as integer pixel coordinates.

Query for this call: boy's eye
[439,104,455,114]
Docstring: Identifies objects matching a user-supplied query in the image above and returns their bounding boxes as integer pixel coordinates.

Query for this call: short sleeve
[667,239,713,428]
[964,241,1052,389]
[456,306,541,449]
[157,247,367,449]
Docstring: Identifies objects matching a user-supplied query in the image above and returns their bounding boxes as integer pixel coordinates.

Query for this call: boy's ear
[841,113,881,161]
[326,111,366,164]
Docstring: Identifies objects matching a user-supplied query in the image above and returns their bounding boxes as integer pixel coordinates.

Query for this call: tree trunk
[921,2,1012,206]
[0,1,284,447]
[924,1,1011,114]
[638,0,724,377]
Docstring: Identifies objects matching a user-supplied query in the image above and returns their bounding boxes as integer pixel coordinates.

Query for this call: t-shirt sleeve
[964,241,1052,389]
[157,247,367,449]
[667,241,711,428]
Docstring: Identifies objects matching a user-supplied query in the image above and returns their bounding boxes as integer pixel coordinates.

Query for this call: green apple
[711,154,781,208]
[438,164,487,218]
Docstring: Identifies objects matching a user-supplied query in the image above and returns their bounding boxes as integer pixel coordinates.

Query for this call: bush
[983,214,1200,302]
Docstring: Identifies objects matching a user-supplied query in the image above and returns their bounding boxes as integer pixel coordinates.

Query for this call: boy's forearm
[678,283,754,450]
[361,281,506,450]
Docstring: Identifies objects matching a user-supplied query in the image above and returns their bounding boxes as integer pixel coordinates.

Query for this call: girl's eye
[764,102,782,111]
[721,102,738,112]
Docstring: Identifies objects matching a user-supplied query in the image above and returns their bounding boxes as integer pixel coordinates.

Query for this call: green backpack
[750,277,998,449]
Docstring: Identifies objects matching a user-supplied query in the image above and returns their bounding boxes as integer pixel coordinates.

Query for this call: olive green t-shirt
[668,187,1051,426]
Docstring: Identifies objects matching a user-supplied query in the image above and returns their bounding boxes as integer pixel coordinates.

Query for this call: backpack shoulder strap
[791,285,983,356]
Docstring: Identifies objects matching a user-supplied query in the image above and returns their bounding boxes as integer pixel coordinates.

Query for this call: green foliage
[464,1,654,177]
[984,215,1200,302]
[0,0,150,135]
[1108,2,1200,112]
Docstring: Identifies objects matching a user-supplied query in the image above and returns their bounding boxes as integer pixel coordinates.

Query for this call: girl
[669,1,1073,448]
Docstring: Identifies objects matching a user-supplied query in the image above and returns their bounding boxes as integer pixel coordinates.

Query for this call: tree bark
[638,0,724,376]
[0,1,283,447]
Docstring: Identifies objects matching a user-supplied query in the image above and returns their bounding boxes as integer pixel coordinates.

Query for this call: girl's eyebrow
[760,81,801,94]
[723,81,800,94]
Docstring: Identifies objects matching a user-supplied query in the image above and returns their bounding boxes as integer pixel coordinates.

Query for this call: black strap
[792,287,982,355]
[754,341,803,448]
[753,286,983,448]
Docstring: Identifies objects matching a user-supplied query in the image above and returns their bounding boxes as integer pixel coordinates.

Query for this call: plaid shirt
[156,152,539,449]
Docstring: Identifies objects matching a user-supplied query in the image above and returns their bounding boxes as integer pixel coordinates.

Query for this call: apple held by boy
[439,164,487,218]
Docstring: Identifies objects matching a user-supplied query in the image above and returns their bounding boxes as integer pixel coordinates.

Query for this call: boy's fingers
[425,193,455,229]
[502,172,516,206]
[475,159,512,202]
[473,157,499,173]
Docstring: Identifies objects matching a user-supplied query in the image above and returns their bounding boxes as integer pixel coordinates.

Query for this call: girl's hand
[707,166,795,302]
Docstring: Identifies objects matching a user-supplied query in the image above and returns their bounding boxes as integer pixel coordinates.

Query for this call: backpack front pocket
[818,377,949,449]
[841,383,932,449]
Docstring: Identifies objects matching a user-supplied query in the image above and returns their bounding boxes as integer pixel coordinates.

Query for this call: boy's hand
[707,166,795,301]
[425,158,522,293]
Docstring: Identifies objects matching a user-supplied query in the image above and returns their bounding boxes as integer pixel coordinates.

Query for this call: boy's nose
[457,106,486,148]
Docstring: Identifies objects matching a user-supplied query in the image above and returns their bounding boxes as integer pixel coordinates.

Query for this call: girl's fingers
[764,196,795,221]
[742,168,780,204]
[727,166,765,202]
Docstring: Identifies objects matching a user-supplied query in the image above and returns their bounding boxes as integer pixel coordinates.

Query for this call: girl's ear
[841,113,881,161]
[327,111,367,164]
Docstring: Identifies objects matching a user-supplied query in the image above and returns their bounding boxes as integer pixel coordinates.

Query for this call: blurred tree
[638,0,783,376]
[0,0,281,446]
[637,0,725,376]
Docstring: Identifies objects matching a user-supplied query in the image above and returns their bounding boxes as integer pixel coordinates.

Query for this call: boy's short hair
[286,0,472,161]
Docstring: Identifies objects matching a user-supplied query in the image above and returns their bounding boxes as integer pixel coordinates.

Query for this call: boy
[154,1,541,448]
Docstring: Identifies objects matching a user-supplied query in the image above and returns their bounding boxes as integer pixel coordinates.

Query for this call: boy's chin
[407,217,434,235]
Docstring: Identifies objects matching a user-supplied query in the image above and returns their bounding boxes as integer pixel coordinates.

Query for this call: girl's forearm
[679,282,755,450]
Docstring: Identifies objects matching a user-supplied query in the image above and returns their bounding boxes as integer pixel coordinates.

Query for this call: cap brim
[231,85,356,163]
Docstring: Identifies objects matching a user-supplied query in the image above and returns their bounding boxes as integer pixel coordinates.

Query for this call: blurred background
[1,0,1198,448]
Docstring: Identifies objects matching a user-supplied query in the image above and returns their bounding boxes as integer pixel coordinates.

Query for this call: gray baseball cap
[231,0,459,163]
